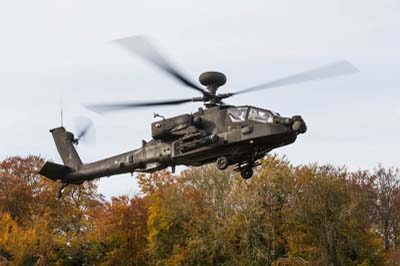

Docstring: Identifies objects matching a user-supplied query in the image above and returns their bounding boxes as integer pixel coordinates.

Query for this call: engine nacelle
[151,114,192,140]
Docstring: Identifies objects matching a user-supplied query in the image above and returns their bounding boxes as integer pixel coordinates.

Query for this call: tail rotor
[72,116,95,146]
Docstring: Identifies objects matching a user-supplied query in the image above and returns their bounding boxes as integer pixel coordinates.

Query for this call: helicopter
[39,36,358,197]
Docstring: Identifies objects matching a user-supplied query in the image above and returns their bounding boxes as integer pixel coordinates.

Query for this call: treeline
[0,156,400,266]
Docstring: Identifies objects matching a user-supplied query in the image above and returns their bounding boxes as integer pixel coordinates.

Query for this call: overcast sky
[1,0,399,198]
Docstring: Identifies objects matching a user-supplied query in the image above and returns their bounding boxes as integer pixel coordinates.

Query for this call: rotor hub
[199,71,226,95]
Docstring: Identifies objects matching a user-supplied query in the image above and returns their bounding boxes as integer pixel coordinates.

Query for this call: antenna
[60,96,64,127]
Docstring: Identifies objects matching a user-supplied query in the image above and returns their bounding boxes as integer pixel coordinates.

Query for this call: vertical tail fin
[50,127,82,170]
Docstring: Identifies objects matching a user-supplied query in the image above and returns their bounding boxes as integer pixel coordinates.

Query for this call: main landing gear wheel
[216,156,229,170]
[240,167,253,179]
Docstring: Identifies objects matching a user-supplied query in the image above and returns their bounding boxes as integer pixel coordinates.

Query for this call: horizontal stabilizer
[39,161,74,181]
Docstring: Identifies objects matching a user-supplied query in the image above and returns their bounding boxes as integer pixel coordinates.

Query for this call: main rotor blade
[114,36,207,95]
[233,60,358,95]
[85,98,194,114]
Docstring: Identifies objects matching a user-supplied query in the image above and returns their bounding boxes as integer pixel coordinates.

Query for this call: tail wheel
[216,156,229,170]
[240,167,253,179]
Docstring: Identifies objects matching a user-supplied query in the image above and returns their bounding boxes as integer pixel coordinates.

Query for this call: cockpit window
[248,108,274,123]
[227,107,248,122]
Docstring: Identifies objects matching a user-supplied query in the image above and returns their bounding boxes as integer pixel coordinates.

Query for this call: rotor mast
[198,71,228,106]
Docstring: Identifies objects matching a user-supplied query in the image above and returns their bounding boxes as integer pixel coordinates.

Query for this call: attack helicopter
[39,36,358,197]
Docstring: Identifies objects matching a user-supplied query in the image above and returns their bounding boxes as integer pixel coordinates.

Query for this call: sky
[0,0,399,198]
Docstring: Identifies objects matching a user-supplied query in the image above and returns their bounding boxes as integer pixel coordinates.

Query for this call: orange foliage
[1,155,399,265]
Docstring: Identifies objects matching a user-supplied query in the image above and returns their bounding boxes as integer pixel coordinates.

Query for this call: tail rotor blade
[73,116,95,145]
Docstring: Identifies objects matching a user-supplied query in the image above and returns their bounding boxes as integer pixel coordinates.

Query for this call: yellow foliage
[0,156,396,265]
[0,213,36,266]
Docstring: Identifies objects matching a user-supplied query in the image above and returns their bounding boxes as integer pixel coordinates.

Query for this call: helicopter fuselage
[36,36,358,199]
[39,104,306,185]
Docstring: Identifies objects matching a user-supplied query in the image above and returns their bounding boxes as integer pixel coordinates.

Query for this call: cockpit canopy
[227,106,278,123]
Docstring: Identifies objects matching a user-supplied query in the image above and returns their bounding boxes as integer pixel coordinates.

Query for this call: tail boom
[39,127,173,184]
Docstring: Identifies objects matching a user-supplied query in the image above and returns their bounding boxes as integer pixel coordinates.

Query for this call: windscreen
[227,107,248,122]
[248,108,274,123]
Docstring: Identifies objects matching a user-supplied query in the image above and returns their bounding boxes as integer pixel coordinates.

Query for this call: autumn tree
[85,195,148,266]
[1,155,398,265]
[286,165,383,266]
[0,156,103,265]
[372,166,400,251]
[138,157,387,266]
